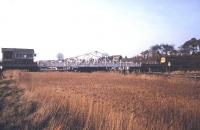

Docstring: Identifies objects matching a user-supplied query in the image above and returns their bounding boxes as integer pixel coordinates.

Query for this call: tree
[150,44,175,55]
[198,39,200,54]
[141,50,150,59]
[179,38,200,55]
[151,44,161,54]
[57,53,64,61]
[160,44,175,55]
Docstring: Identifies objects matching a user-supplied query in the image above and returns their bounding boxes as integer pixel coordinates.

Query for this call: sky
[0,0,200,60]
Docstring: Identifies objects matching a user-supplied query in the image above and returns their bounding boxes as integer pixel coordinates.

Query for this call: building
[1,48,38,71]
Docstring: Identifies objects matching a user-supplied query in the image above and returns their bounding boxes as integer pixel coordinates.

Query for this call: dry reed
[2,71,200,130]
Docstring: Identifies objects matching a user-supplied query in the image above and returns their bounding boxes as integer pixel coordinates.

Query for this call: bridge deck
[39,62,141,68]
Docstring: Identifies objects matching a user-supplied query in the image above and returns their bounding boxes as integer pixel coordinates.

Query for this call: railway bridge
[38,51,141,72]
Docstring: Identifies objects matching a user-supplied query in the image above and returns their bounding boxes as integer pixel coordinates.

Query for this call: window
[3,51,13,59]
[20,53,23,58]
[24,54,27,58]
[16,53,19,58]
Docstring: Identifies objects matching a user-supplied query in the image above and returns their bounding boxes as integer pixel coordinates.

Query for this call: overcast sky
[0,0,200,60]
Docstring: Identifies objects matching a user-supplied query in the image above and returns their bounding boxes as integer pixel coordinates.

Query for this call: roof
[1,48,34,53]
[111,55,122,57]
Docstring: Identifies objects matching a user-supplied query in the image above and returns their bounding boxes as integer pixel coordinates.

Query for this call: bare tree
[57,53,64,61]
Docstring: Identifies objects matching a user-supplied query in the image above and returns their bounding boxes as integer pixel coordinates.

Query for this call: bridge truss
[38,51,141,71]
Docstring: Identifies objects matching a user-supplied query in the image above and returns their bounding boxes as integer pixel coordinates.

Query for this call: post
[0,66,3,80]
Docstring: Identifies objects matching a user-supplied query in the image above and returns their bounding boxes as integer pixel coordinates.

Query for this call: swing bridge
[38,51,141,71]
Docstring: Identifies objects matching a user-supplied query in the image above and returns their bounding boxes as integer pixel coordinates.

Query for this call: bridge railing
[38,61,141,68]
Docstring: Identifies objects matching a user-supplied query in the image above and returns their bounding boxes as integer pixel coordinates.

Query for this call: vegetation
[57,53,64,61]
[140,38,200,59]
[1,71,199,130]
[180,38,200,55]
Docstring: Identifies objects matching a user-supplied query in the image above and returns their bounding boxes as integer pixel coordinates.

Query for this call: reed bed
[10,72,200,130]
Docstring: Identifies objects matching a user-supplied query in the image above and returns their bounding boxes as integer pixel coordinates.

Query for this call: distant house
[110,55,122,63]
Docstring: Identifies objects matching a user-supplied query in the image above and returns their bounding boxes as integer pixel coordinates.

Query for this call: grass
[0,71,200,130]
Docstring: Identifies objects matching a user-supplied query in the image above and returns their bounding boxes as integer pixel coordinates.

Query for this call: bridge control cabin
[1,48,39,71]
